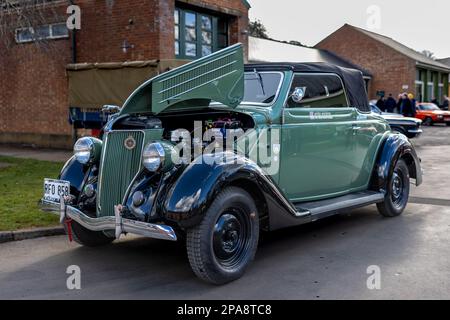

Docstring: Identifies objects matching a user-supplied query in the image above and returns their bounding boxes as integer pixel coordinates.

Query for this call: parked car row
[370,104,422,138]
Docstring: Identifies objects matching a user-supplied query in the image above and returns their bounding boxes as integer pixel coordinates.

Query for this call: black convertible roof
[245,62,370,112]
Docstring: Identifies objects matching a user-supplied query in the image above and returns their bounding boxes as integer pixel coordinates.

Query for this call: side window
[286,74,349,108]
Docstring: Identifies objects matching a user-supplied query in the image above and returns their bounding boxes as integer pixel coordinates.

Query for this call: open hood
[120,44,244,115]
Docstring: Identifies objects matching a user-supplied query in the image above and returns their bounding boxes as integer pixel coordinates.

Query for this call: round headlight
[74,137,102,165]
[142,142,165,172]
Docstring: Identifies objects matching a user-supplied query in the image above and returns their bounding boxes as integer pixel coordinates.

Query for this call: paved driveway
[0,126,449,299]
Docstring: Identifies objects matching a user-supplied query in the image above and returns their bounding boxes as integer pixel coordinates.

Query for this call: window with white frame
[15,23,69,43]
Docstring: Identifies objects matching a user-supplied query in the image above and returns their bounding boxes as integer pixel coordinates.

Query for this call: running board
[293,191,385,221]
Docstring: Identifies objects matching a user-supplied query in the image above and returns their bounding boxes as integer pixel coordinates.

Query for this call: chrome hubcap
[392,173,403,200]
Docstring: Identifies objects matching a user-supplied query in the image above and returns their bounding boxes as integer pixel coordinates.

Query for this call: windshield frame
[240,71,285,107]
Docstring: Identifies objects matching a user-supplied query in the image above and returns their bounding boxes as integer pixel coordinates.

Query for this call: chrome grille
[97,131,144,217]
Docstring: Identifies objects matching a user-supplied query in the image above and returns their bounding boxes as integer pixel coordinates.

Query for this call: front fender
[372,133,423,191]
[162,153,299,229]
[59,156,95,201]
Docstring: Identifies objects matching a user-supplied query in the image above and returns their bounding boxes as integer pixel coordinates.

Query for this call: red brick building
[0,0,250,148]
[316,24,450,103]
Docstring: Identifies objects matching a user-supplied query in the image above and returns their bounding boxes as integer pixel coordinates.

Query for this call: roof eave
[416,62,450,73]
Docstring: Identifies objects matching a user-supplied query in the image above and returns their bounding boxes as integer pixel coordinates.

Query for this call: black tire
[446,122,450,126]
[64,221,114,247]
[377,159,410,217]
[186,187,259,285]
[424,117,433,126]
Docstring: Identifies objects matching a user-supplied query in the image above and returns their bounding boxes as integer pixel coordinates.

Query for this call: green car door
[280,73,358,202]
[349,111,389,190]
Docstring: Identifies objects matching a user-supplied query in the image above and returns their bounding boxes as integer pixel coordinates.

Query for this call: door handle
[351,124,362,135]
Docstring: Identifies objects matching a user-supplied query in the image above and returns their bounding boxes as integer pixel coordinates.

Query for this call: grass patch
[0,156,64,231]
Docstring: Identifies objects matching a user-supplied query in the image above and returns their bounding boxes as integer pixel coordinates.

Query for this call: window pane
[218,34,227,48]
[201,16,212,30]
[202,45,212,56]
[218,19,227,33]
[185,27,196,41]
[202,31,211,45]
[287,74,348,108]
[51,23,68,38]
[185,42,197,57]
[174,26,179,40]
[174,9,179,25]
[175,41,179,55]
[185,12,196,27]
[243,72,283,104]
[35,25,50,39]
[16,28,33,42]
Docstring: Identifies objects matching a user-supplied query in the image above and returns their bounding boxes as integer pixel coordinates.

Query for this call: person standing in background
[376,95,386,112]
[408,93,417,117]
[385,94,397,113]
[402,93,414,117]
[397,93,405,114]
[441,95,449,110]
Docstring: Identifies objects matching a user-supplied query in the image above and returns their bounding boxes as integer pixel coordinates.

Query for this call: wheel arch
[228,178,270,232]
[163,153,291,230]
[371,133,423,192]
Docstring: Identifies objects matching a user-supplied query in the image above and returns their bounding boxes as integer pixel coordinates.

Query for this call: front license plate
[43,179,70,202]
[445,117,450,121]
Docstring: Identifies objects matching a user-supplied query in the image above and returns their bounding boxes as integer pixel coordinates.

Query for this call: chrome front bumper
[39,199,177,241]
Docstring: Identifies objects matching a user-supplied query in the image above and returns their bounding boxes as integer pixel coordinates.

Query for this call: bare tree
[421,50,436,60]
[0,0,70,51]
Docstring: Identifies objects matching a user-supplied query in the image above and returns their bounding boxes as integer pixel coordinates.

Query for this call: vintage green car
[40,44,422,284]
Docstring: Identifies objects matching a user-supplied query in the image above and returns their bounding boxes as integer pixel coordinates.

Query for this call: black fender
[161,153,302,230]
[59,156,96,201]
[371,133,423,192]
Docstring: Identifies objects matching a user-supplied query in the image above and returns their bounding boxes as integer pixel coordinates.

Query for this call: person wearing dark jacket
[442,96,449,110]
[385,94,397,113]
[376,96,386,112]
[402,94,414,117]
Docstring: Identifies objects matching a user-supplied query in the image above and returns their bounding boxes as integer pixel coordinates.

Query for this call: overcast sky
[248,0,450,59]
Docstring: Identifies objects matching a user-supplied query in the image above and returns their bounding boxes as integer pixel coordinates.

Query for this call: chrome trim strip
[41,199,177,241]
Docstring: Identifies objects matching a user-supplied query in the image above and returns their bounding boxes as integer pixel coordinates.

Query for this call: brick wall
[0,3,73,149]
[316,25,416,99]
[0,0,249,149]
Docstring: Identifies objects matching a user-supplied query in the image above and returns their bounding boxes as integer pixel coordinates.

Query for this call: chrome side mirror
[291,87,306,103]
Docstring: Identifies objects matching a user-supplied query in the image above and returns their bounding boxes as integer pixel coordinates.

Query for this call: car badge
[124,136,136,150]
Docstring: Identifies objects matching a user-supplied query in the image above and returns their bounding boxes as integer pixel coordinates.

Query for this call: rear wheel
[446,123,450,126]
[424,117,433,126]
[377,159,410,217]
[186,187,259,285]
[64,221,114,247]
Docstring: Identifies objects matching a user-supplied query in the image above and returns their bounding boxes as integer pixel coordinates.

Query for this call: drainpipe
[70,0,77,63]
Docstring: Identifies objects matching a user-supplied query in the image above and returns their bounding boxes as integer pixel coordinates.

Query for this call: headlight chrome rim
[74,137,94,164]
[142,142,166,172]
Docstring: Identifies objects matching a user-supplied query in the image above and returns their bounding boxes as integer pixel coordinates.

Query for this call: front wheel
[424,117,433,126]
[186,187,259,285]
[377,159,410,217]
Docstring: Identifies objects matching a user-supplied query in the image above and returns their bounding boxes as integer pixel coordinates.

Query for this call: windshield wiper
[253,69,266,96]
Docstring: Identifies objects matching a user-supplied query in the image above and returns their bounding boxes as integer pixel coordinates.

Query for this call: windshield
[370,104,382,114]
[242,72,282,105]
[420,103,440,111]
